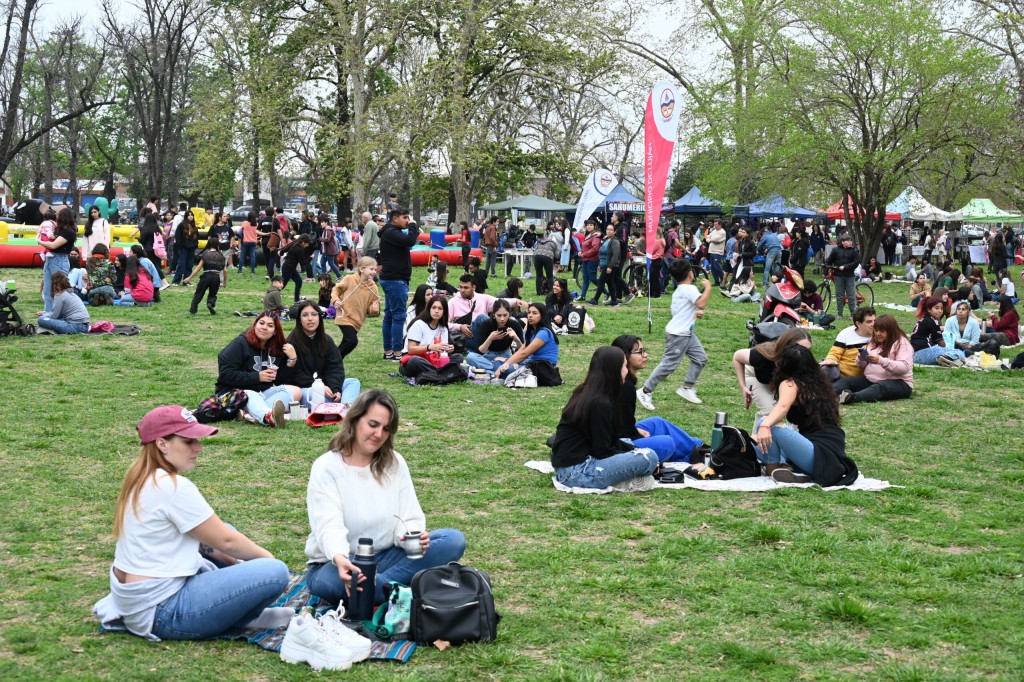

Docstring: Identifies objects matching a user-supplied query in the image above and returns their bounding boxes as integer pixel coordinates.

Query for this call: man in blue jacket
[757,226,782,287]
[378,206,420,360]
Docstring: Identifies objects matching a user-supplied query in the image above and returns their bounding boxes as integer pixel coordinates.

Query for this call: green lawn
[0,263,1021,681]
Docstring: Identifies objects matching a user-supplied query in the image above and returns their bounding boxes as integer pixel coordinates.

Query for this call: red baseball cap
[138,405,219,444]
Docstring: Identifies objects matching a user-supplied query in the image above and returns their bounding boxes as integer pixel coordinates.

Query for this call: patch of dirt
[629,610,661,626]
[938,545,974,554]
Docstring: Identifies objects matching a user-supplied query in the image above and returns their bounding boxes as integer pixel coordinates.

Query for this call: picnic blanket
[99,570,416,662]
[525,461,898,493]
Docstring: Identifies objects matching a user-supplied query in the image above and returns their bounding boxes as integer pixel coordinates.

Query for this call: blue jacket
[757,232,781,254]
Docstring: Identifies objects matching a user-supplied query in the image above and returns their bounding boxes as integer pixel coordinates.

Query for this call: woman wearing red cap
[93,406,290,641]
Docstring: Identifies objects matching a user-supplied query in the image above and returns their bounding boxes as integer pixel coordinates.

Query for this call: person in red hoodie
[578,219,602,301]
[981,296,1020,347]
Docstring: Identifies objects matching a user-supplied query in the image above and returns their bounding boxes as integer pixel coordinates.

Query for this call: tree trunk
[250,124,261,209]
[68,142,79,214]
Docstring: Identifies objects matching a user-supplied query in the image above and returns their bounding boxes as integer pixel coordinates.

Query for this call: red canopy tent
[825,196,901,221]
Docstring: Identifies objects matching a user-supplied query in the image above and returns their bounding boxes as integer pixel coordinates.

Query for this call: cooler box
[470,228,481,248]
[430,229,447,249]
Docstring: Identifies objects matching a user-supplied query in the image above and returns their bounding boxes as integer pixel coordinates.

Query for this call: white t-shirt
[406,320,448,349]
[113,471,214,578]
[666,283,700,336]
[1001,277,1015,298]
[305,451,426,564]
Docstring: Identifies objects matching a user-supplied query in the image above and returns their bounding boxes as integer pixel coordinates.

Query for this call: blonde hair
[357,256,377,269]
[327,389,399,484]
[113,442,178,537]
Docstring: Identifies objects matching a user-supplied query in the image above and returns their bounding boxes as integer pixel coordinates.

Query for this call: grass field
[0,262,1021,681]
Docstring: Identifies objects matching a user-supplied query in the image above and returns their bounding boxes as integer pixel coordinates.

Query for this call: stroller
[759,266,803,325]
[0,280,23,328]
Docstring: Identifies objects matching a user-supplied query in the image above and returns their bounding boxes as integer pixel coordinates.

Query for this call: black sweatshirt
[378,223,421,282]
[550,396,630,468]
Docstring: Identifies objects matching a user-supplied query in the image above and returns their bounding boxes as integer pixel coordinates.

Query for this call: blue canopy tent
[673,186,723,214]
[733,193,822,218]
[604,184,644,212]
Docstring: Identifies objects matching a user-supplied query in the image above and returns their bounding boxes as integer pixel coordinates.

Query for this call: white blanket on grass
[525,461,898,494]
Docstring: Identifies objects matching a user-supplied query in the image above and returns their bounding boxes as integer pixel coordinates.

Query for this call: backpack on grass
[193,390,248,423]
[707,425,761,480]
[410,562,499,645]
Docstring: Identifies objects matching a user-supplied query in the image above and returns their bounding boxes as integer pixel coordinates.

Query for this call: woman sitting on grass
[834,314,913,404]
[466,299,524,373]
[731,327,813,427]
[400,295,463,378]
[93,405,289,641]
[115,255,156,306]
[545,277,573,328]
[281,301,360,407]
[753,345,859,486]
[549,346,659,489]
[494,303,559,378]
[910,296,967,367]
[304,389,466,606]
[909,272,931,307]
[216,314,301,427]
[85,244,118,305]
[980,296,1020,348]
[36,272,90,334]
[943,300,987,356]
[611,335,707,463]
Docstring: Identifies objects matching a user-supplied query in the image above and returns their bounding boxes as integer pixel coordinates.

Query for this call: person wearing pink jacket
[835,314,914,405]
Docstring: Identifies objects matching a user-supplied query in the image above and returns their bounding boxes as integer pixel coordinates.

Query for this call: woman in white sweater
[304,389,466,605]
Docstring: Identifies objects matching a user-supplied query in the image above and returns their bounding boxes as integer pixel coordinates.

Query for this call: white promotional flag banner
[644,81,682,257]
[572,168,616,234]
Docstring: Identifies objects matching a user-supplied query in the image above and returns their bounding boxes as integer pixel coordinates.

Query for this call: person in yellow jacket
[331,257,381,364]
[820,306,875,380]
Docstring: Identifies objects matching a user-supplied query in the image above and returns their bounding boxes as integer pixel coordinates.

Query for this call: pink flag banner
[643,82,682,257]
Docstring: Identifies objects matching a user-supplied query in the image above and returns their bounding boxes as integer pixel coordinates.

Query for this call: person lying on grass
[548,346,659,490]
[93,406,290,641]
[754,345,859,486]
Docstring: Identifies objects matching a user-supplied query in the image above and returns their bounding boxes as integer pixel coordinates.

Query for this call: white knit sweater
[304,450,426,564]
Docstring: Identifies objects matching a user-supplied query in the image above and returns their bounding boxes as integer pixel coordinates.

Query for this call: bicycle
[820,266,874,315]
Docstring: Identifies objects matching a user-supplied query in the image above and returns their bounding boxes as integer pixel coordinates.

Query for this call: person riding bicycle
[825,233,860,319]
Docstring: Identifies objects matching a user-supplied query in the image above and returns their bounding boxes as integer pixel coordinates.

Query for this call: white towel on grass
[524,461,898,494]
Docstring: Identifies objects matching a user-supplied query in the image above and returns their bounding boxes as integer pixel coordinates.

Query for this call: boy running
[637,259,712,408]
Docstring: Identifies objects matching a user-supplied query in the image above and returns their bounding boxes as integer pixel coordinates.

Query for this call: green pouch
[363,581,412,640]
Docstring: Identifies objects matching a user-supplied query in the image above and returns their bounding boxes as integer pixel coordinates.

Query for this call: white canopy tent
[890,186,955,222]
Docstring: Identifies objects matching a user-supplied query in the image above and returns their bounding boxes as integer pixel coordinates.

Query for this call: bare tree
[103,0,204,206]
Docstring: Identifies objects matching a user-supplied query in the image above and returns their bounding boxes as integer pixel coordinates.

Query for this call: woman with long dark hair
[731,327,813,427]
[281,300,360,406]
[400,295,462,378]
[495,302,560,377]
[172,211,200,285]
[611,335,706,463]
[37,271,90,334]
[92,405,289,642]
[37,207,78,313]
[303,389,466,609]
[82,204,111,257]
[466,299,525,372]
[115,255,156,306]
[545,277,572,327]
[549,346,659,489]
[216,314,300,427]
[834,314,914,404]
[136,212,167,284]
[911,296,967,366]
[754,345,859,485]
[279,233,314,302]
[981,296,1020,347]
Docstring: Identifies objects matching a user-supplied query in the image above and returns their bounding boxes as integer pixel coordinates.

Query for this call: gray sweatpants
[643,332,707,393]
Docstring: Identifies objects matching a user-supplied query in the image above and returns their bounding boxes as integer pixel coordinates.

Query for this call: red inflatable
[409,246,481,267]
[416,232,461,244]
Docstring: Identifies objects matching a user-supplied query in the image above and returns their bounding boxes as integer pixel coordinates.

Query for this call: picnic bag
[305,401,348,427]
[364,581,413,640]
[565,304,587,334]
[410,562,499,645]
[193,389,248,423]
[707,425,761,480]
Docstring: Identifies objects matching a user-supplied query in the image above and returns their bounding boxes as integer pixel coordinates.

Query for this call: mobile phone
[858,347,868,359]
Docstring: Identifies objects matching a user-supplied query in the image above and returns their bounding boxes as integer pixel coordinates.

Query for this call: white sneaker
[675,386,703,404]
[280,614,355,671]
[636,388,655,411]
[319,608,373,662]
[159,282,171,291]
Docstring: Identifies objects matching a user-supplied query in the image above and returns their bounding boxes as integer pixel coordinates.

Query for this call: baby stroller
[0,280,23,328]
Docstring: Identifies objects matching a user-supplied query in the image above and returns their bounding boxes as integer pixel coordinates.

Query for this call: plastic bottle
[310,375,325,411]
[349,538,377,621]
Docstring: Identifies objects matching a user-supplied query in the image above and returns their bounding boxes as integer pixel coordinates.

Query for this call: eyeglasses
[631,348,647,355]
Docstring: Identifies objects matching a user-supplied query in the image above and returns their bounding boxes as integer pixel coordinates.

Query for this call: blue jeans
[554,449,659,489]
[466,350,505,372]
[243,386,296,423]
[762,249,781,286]
[306,529,467,605]
[152,558,289,640]
[580,261,599,299]
[173,248,195,283]
[462,313,490,355]
[380,279,409,352]
[318,251,341,277]
[301,378,361,406]
[753,418,815,475]
[635,417,703,462]
[709,254,724,285]
[913,346,966,365]
[37,316,89,334]
[238,242,257,273]
[42,254,70,313]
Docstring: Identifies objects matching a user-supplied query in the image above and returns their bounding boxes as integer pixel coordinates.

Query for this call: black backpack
[412,362,467,386]
[708,425,761,480]
[410,562,500,645]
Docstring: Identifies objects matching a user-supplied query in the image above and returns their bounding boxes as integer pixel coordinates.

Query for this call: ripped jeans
[554,448,659,489]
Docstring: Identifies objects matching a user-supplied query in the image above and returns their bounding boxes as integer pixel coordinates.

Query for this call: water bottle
[310,375,325,411]
[710,412,728,454]
[349,538,377,620]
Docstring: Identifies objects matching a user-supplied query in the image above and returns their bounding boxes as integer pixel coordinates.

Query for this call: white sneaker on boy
[675,386,703,404]
[636,388,656,411]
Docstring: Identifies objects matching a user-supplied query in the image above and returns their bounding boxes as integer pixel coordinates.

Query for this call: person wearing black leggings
[280,235,313,303]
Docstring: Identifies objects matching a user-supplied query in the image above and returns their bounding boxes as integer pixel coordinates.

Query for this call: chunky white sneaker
[675,386,703,404]
[280,614,355,671]
[319,608,373,662]
[636,388,656,411]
